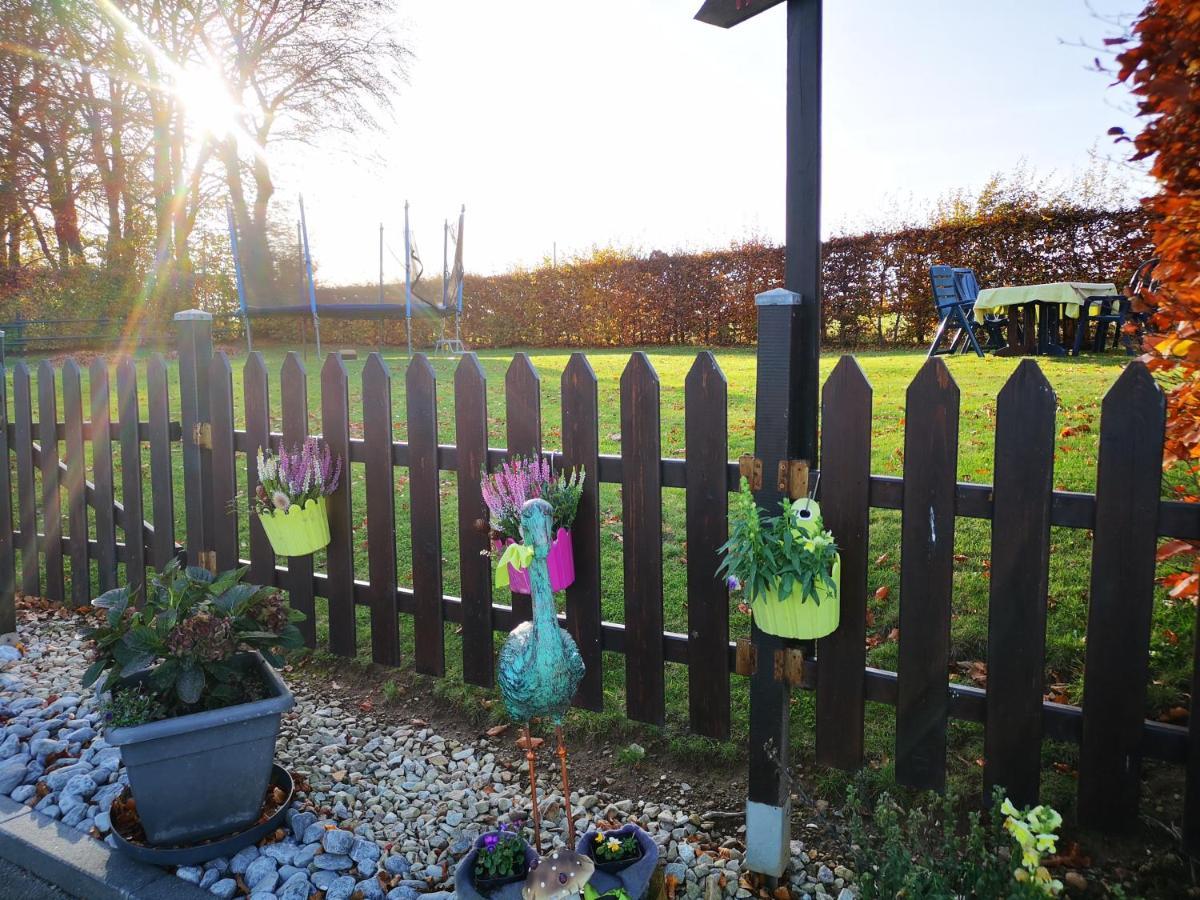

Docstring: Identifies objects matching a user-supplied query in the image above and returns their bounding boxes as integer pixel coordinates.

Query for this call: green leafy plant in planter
[474,826,529,886]
[717,478,841,639]
[80,561,304,848]
[82,560,305,717]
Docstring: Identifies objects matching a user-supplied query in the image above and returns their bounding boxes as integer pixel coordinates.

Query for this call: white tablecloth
[973,282,1118,323]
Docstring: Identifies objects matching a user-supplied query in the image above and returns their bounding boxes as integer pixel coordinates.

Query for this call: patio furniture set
[927,258,1160,358]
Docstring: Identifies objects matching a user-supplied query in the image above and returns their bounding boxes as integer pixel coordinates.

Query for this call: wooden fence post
[175,309,215,571]
[746,286,814,879]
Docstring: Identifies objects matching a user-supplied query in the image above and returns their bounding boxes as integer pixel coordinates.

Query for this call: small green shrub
[82,561,305,723]
[98,685,164,728]
[849,787,1057,900]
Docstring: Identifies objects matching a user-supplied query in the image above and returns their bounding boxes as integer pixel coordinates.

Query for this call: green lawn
[10,344,1193,810]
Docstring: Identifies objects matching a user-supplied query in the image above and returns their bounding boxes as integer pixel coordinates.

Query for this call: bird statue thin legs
[519,723,543,852]
[555,725,575,846]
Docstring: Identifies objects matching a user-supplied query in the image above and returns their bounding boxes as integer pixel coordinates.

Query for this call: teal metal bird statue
[498,498,586,851]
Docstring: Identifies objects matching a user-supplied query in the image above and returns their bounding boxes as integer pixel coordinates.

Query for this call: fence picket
[1189,600,1200,854]
[685,352,729,739]
[281,352,316,647]
[816,356,873,769]
[408,354,444,676]
[13,364,37,596]
[505,354,541,623]
[147,354,176,569]
[89,360,117,592]
[116,359,145,597]
[984,361,1056,806]
[37,361,64,601]
[896,358,960,792]
[62,361,88,606]
[244,353,274,585]
[321,353,355,657]
[621,352,664,725]
[1079,362,1164,827]
[0,366,14,632]
[363,353,399,665]
[455,355,494,687]
[561,354,603,711]
[210,353,238,572]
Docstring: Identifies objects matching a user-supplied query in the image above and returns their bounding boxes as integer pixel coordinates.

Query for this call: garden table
[972,282,1117,356]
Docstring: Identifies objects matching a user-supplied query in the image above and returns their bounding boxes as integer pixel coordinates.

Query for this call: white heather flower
[271,491,291,511]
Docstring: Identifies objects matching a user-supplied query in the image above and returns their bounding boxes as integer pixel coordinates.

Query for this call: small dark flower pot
[577,824,658,899]
[105,651,293,846]
[455,830,539,900]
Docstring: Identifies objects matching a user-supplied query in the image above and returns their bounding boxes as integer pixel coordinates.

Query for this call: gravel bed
[0,606,857,899]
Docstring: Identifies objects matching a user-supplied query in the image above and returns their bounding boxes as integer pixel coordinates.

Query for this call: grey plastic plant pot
[105,651,294,846]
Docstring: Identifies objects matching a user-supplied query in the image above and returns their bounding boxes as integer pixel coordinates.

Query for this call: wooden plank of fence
[281,352,316,647]
[408,354,444,676]
[62,361,88,606]
[621,352,664,725]
[984,360,1056,807]
[0,366,14,632]
[895,357,960,792]
[37,361,64,601]
[147,354,176,569]
[455,354,494,687]
[244,353,274,585]
[1079,362,1164,828]
[12,364,37,596]
[561,353,603,712]
[685,352,729,739]
[321,353,355,658]
[363,353,399,665]
[505,353,541,623]
[89,360,117,593]
[116,359,145,597]
[816,355,873,769]
[1189,599,1200,854]
[210,353,239,572]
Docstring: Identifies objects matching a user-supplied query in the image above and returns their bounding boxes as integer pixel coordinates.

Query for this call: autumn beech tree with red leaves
[1110,1,1200,599]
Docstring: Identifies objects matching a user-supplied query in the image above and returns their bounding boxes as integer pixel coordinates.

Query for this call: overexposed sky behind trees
[271,0,1149,284]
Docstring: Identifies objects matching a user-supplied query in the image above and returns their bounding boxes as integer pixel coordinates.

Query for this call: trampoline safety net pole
[299,194,322,357]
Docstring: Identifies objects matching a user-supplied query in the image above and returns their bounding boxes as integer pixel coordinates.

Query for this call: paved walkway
[0,858,75,899]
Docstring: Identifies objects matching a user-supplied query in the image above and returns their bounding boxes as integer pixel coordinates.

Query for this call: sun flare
[173,63,241,144]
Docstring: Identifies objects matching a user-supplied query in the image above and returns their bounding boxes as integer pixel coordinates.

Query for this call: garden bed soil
[290,652,1200,899]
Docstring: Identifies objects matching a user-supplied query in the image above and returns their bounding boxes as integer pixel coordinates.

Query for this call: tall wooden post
[695,0,823,879]
[175,309,216,571]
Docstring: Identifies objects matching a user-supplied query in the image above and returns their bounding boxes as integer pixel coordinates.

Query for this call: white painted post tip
[173,309,213,321]
[745,798,792,877]
[755,288,803,306]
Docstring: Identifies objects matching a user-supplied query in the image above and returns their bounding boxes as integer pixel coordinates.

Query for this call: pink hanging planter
[493,527,576,594]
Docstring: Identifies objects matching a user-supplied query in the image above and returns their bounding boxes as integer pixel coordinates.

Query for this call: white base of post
[745,799,791,878]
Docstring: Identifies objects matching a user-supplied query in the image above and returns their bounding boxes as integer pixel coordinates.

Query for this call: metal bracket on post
[735,637,757,676]
[738,454,763,491]
[192,422,212,450]
[777,459,809,500]
[773,647,807,687]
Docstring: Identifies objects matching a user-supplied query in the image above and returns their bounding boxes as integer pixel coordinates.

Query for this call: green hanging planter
[749,554,841,640]
[748,498,841,640]
[258,497,331,557]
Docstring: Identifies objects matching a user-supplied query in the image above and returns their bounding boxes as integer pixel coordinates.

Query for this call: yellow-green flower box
[258,497,330,557]
[748,554,841,640]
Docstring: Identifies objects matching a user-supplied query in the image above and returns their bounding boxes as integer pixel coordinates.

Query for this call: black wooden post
[175,309,215,570]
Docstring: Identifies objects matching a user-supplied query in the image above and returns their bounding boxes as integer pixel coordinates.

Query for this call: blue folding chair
[927,265,984,357]
[953,268,1008,351]
[1071,257,1158,356]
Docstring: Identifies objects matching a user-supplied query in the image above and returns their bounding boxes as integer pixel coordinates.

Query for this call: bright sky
[275,0,1149,285]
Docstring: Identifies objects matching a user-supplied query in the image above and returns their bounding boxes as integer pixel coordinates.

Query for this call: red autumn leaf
[874,585,890,601]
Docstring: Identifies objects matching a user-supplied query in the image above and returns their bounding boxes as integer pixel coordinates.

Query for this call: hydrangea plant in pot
[82,561,304,845]
[253,436,342,557]
[483,455,584,594]
[717,479,841,640]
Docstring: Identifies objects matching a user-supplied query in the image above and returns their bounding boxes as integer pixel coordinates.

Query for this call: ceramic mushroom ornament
[522,848,595,900]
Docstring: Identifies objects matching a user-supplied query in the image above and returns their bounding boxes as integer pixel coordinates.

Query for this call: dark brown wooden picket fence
[1,320,1199,844]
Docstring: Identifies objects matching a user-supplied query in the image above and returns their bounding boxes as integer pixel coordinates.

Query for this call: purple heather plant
[480,455,584,543]
[253,436,342,516]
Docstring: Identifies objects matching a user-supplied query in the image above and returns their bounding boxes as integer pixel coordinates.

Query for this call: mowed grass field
[11,344,1195,809]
